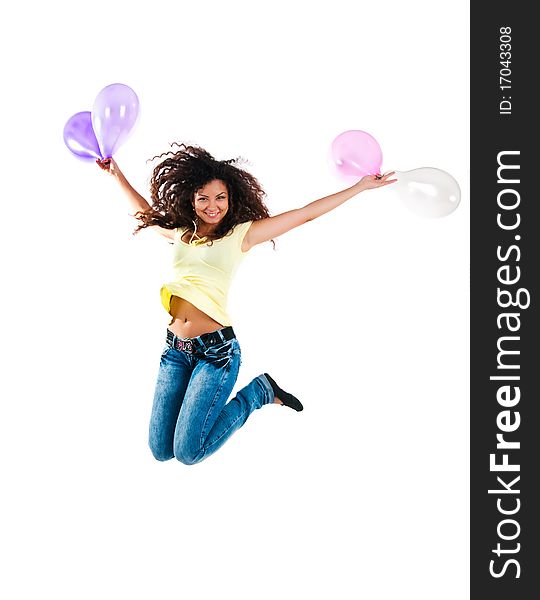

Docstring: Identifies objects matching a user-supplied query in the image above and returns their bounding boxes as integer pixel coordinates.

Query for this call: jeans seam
[198,359,232,450]
[201,407,250,456]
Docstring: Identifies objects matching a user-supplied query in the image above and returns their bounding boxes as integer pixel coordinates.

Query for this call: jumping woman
[97,144,396,465]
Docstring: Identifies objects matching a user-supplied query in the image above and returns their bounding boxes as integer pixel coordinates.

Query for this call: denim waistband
[166,326,236,353]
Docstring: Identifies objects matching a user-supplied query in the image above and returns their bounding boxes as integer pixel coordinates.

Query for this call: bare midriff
[168,295,225,339]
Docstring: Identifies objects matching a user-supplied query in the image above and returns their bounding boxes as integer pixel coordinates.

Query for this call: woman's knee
[174,439,204,465]
[149,439,174,462]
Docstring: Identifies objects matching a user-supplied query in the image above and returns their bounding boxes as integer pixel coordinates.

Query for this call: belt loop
[191,334,202,353]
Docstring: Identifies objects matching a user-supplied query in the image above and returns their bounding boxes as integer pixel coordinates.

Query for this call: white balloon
[393,168,461,218]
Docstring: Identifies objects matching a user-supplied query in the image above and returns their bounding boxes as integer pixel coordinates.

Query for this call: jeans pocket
[204,339,232,356]
[197,339,235,366]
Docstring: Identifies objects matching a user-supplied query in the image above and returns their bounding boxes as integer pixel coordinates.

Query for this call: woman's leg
[174,338,274,465]
[148,344,194,461]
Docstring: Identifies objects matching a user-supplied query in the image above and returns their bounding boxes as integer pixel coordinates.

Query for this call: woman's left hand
[357,171,398,190]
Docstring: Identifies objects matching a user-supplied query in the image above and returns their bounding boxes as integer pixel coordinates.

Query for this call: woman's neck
[195,224,217,237]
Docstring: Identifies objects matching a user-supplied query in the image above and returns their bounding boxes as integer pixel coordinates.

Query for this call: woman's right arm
[96,158,175,240]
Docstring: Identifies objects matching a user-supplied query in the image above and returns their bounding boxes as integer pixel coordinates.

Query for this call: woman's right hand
[96,157,121,178]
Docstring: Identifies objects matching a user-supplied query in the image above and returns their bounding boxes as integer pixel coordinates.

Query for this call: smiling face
[193,179,229,228]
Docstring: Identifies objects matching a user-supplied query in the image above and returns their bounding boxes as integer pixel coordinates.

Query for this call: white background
[1,1,469,598]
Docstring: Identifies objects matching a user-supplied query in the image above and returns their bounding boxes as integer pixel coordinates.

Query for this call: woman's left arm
[244,171,397,249]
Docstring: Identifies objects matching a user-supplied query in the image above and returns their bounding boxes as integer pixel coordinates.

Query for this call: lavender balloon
[63,111,103,160]
[92,83,140,158]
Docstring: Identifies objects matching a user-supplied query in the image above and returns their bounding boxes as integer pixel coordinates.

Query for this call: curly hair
[133,142,272,244]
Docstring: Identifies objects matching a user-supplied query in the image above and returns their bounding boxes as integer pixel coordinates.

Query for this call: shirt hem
[160,284,231,327]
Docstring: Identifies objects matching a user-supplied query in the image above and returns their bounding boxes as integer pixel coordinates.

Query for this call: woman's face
[193,179,229,227]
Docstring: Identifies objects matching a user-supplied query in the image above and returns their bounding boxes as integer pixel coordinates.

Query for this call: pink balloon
[331,130,383,178]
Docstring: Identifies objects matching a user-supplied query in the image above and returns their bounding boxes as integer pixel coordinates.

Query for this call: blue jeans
[149,329,275,465]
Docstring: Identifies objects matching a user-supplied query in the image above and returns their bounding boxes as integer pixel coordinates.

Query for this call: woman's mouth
[205,211,220,218]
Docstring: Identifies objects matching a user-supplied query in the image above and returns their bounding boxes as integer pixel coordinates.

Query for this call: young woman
[97,144,396,465]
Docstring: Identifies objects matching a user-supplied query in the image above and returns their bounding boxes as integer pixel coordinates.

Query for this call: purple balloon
[92,83,140,158]
[331,130,383,178]
[63,111,103,160]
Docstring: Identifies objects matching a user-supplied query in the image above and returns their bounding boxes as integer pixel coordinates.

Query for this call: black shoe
[264,373,303,411]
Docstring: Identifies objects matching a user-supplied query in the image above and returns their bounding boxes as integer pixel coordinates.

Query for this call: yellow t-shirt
[160,220,253,326]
